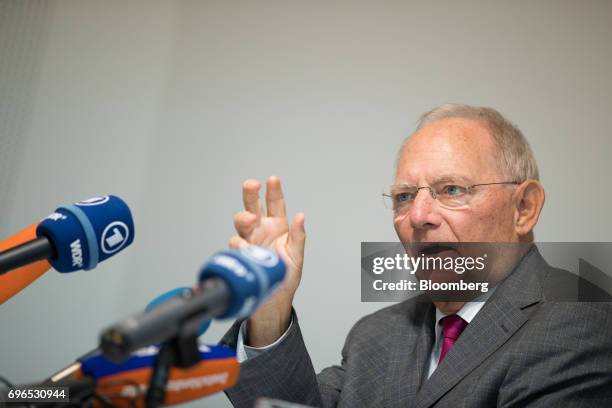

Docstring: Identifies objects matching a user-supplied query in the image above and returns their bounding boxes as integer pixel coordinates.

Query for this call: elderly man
[222,104,612,407]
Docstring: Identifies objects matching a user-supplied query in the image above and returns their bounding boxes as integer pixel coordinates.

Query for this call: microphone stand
[144,316,205,408]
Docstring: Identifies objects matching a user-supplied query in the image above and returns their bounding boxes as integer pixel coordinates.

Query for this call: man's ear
[513,180,545,236]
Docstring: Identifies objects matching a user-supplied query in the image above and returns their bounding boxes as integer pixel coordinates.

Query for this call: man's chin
[415,268,458,283]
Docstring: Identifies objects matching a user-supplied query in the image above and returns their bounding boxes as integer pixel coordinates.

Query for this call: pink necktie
[438,314,468,364]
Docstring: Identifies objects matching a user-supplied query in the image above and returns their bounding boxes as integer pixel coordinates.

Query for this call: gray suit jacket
[222,248,612,407]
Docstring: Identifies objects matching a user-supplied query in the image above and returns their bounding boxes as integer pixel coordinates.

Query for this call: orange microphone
[19,343,238,407]
[0,195,135,305]
[0,223,51,304]
[49,344,239,407]
[92,349,239,407]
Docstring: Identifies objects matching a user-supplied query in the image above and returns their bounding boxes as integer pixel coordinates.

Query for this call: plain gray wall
[1,1,612,406]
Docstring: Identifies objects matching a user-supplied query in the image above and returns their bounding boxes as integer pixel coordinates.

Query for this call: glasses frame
[382,181,522,211]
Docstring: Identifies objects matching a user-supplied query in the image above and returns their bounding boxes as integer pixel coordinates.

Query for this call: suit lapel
[383,298,435,408]
[414,247,547,408]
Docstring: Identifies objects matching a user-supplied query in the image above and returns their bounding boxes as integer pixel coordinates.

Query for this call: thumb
[286,212,306,264]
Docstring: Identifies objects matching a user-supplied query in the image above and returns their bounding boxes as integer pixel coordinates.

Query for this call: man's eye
[395,192,415,203]
[442,185,467,196]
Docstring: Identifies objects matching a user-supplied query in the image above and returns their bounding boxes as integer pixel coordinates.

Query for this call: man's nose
[409,188,440,230]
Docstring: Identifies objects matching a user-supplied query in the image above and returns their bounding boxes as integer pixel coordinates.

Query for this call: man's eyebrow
[393,175,473,187]
[431,174,472,185]
[390,183,415,191]
[431,174,472,184]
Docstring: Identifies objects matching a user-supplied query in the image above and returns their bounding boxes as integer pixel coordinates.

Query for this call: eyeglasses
[382,181,521,213]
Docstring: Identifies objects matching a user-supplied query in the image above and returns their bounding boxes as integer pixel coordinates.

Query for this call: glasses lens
[435,184,470,208]
[384,187,417,213]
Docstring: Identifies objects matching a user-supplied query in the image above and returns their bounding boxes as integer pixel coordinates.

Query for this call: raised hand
[229,176,306,346]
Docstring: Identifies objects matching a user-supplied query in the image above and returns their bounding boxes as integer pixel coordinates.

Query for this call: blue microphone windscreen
[36,195,134,272]
[199,246,286,319]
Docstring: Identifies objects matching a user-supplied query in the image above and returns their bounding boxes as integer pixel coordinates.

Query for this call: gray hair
[399,103,540,181]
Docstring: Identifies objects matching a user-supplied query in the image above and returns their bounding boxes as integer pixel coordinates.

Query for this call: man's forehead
[395,117,500,183]
[408,117,494,149]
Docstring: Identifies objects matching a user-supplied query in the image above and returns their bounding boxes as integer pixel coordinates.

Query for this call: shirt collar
[434,285,497,330]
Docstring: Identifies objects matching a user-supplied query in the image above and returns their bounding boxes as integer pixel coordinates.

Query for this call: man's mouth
[416,243,458,257]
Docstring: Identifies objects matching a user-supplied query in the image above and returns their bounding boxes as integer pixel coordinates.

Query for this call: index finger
[242,179,264,219]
